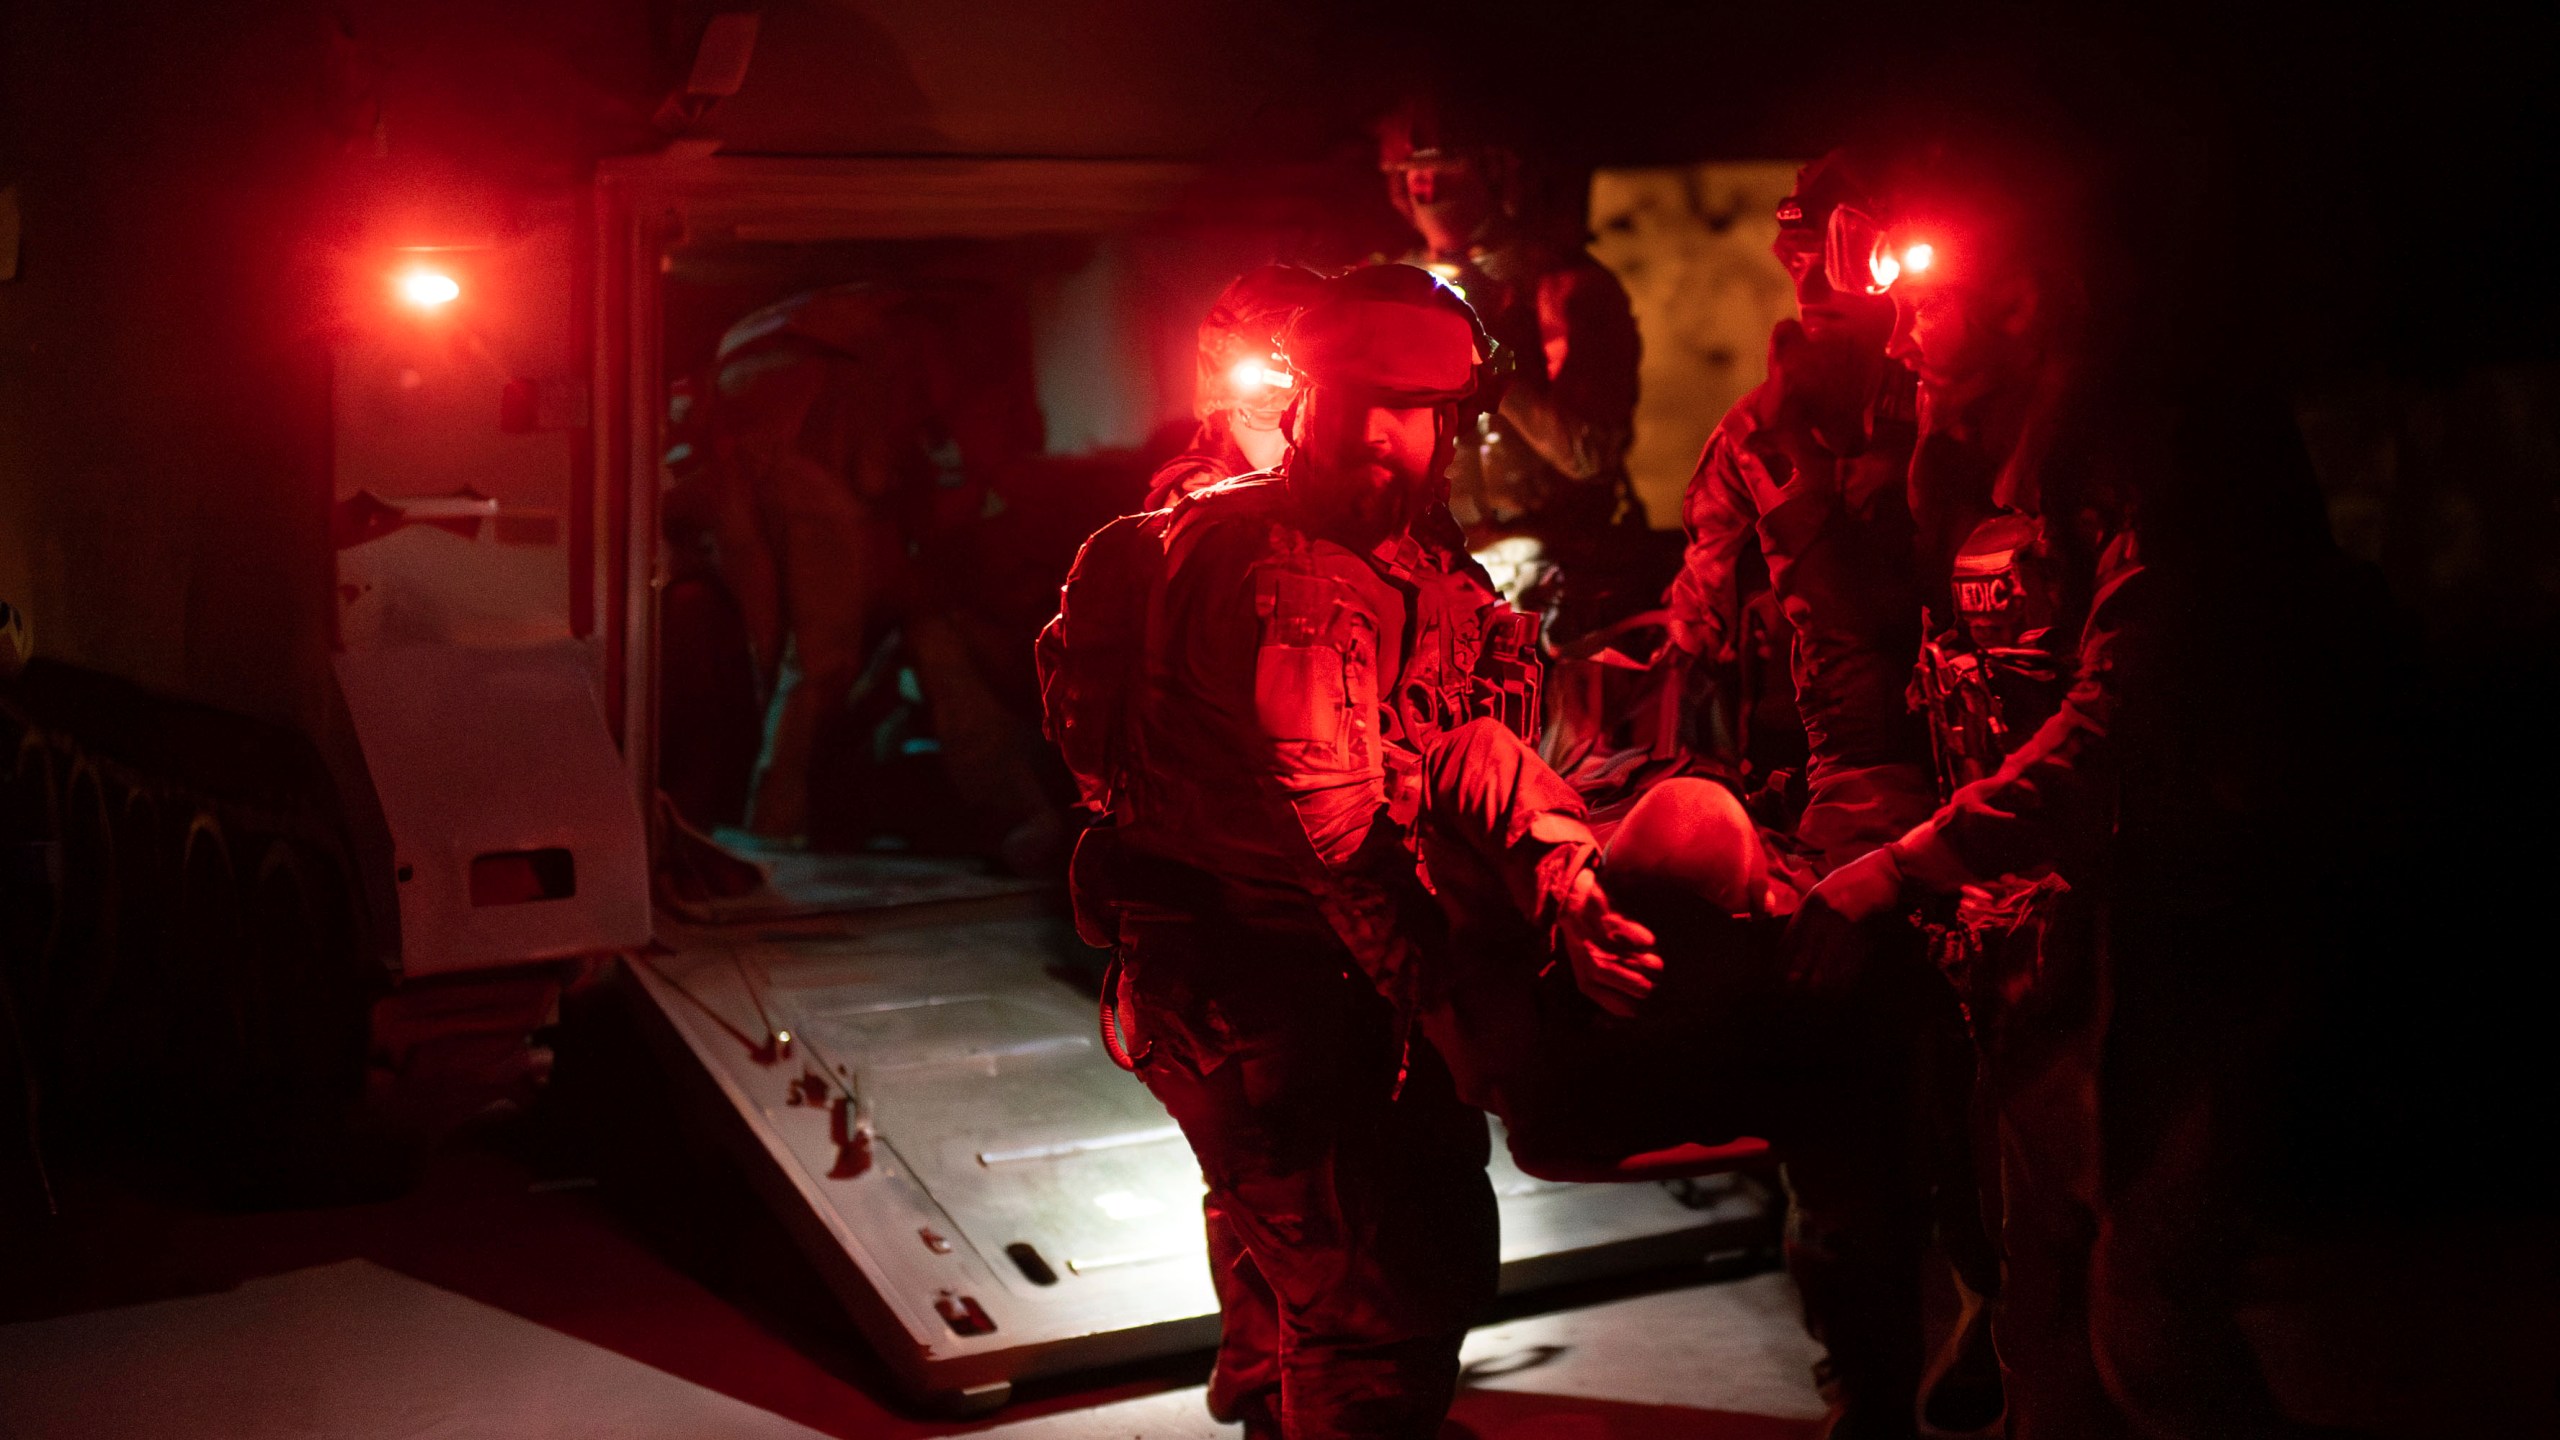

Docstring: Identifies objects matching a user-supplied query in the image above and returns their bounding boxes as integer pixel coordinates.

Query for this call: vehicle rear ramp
[629,866,1774,1414]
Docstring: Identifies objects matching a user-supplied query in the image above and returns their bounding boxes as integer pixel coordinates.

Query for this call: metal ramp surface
[631,893,1772,1413]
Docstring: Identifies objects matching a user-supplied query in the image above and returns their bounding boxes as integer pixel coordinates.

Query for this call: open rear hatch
[627,859,1775,1414]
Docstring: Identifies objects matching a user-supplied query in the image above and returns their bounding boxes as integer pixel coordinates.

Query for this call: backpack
[1036,508,1177,814]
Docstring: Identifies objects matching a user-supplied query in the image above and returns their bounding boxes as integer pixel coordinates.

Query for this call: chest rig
[1357,532,1543,769]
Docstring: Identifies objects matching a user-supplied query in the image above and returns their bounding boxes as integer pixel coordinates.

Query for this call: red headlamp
[1824,205,1939,296]
[1201,337,1300,424]
[1225,354,1294,396]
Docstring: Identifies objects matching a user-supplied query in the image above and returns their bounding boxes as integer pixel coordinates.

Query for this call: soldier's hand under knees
[1788,847,1925,997]
[1802,845,1906,925]
[1561,866,1663,1018]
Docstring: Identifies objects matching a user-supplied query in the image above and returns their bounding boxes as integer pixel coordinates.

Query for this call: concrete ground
[0,1127,1833,1440]
[0,976,1836,1440]
[5,965,2552,1439]
[0,1249,1833,1440]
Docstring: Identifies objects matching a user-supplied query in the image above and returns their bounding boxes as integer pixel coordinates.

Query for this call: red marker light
[1902,242,1935,275]
[396,268,461,310]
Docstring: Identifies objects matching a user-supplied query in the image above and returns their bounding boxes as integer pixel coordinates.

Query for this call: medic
[1787,147,2141,1440]
[1376,93,1646,631]
[1038,264,1639,1438]
[1799,137,2377,1439]
[1145,264,1330,509]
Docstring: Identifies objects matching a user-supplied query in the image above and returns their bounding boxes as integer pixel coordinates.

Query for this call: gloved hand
[1559,865,1662,1018]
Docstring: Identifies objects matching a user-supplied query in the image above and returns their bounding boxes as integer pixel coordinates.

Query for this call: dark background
[5,0,2553,1201]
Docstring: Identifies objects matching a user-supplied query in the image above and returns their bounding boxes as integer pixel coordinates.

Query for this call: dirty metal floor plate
[632,895,1773,1410]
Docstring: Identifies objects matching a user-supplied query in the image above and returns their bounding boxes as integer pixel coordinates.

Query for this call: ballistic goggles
[1824,205,1938,297]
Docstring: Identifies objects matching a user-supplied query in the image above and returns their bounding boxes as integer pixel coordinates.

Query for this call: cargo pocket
[1254,570,1355,753]
[1117,920,1239,1078]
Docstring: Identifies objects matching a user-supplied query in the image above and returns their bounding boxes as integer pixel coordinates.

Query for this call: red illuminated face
[1887,265,2032,422]
[1290,385,1445,540]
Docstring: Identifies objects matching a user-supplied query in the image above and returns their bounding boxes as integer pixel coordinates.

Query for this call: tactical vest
[1421,243,1637,540]
[1037,478,1542,825]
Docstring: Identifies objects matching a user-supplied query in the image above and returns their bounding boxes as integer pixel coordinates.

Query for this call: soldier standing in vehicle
[1662,150,1940,874]
[1376,94,1648,640]
[710,282,1057,858]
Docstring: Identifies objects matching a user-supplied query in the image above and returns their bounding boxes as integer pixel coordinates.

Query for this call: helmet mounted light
[1195,263,1326,420]
[1213,347,1299,428]
[1224,355,1296,397]
[1421,260,1472,303]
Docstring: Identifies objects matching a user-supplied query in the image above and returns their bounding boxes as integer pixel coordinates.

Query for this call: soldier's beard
[1290,450,1440,546]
